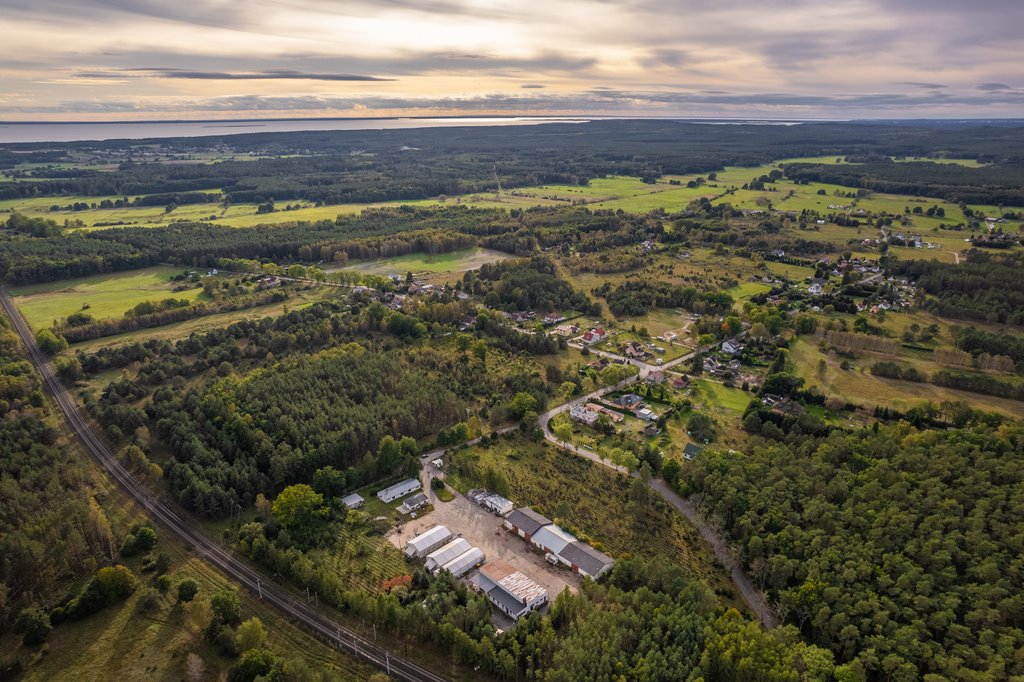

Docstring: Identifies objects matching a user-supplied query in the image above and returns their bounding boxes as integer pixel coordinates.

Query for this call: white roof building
[377,478,422,503]
[341,493,364,509]
[425,538,472,572]
[531,524,576,556]
[405,525,453,558]
[441,547,485,577]
[478,561,548,621]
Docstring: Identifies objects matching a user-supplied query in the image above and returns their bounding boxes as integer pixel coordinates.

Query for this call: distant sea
[0,117,591,144]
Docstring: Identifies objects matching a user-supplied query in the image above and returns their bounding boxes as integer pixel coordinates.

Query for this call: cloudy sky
[1,0,1022,120]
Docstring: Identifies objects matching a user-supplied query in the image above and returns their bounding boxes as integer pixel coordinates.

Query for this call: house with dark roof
[503,508,552,542]
[683,443,704,461]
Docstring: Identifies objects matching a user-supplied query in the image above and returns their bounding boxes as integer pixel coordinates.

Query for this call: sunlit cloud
[0,0,1021,119]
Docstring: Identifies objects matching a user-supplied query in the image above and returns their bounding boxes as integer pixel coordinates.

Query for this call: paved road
[0,289,448,682]
[539,342,779,628]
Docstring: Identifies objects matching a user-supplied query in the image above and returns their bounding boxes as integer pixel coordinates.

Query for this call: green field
[330,247,509,282]
[10,266,204,330]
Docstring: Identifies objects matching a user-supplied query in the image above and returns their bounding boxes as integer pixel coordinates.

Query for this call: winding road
[0,289,448,682]
[539,342,779,628]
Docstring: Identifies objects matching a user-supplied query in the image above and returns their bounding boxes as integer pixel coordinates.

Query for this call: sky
[1,0,1023,121]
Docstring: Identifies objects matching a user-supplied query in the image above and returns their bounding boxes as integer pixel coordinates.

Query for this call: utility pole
[256,577,263,600]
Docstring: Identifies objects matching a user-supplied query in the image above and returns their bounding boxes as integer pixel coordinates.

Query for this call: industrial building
[405,525,452,558]
[477,561,548,621]
[558,541,615,580]
[440,547,485,577]
[377,478,421,503]
[425,538,472,572]
[531,524,576,556]
[503,508,552,542]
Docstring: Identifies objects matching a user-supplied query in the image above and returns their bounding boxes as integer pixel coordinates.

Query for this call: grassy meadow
[9,266,204,330]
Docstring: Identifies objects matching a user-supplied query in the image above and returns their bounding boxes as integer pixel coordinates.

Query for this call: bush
[177,578,199,603]
[15,607,51,646]
[231,648,278,682]
[122,525,158,556]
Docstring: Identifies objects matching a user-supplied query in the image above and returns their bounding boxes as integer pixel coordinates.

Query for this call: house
[671,375,689,390]
[440,547,485,577]
[531,524,577,557]
[405,525,453,558]
[615,393,643,410]
[477,561,548,621]
[588,357,610,371]
[587,402,622,422]
[341,493,364,509]
[581,328,607,345]
[703,357,720,373]
[645,370,666,384]
[398,492,429,514]
[569,405,600,426]
[504,508,552,542]
[624,341,647,359]
[558,541,614,580]
[683,443,703,461]
[721,340,743,356]
[636,408,657,421]
[808,278,826,295]
[377,478,422,503]
[543,312,565,325]
[482,493,514,516]
[554,324,579,337]
[425,538,473,572]
[642,424,661,438]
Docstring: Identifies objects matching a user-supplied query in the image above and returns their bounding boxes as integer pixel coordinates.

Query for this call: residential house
[636,408,657,422]
[671,375,689,390]
[642,424,660,438]
[586,402,622,422]
[645,370,666,384]
[615,393,643,410]
[543,312,565,325]
[683,443,704,461]
[624,341,647,359]
[398,492,429,514]
[569,405,600,426]
[581,327,607,345]
[721,339,743,356]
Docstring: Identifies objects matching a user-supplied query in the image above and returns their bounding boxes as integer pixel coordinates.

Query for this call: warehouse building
[477,561,548,621]
[425,538,472,572]
[377,478,421,503]
[404,525,452,558]
[440,547,485,577]
[558,541,615,580]
[531,524,576,557]
[503,508,551,542]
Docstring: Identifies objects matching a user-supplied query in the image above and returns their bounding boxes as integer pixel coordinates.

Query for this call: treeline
[466,256,599,314]
[684,422,1024,679]
[823,330,900,355]
[953,325,1024,372]
[0,207,512,284]
[784,159,1024,206]
[0,313,133,631]
[58,289,289,343]
[596,279,733,317]
[887,250,1024,324]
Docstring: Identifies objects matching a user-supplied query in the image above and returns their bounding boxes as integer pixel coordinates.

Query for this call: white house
[341,493,364,509]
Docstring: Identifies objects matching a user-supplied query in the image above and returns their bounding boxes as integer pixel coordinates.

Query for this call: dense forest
[466,256,600,315]
[5,121,1024,205]
[683,421,1024,680]
[886,250,1024,325]
[596,280,734,318]
[783,159,1024,206]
